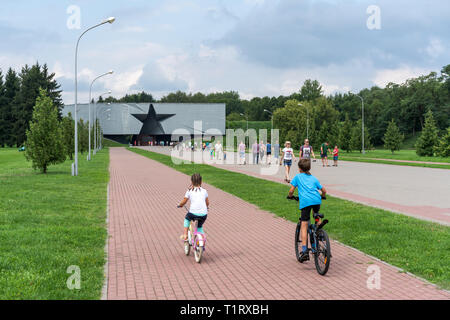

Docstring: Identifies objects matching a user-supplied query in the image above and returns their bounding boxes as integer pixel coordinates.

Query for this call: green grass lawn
[129,147,450,290]
[340,149,450,163]
[0,148,109,299]
[102,139,128,148]
[337,149,449,169]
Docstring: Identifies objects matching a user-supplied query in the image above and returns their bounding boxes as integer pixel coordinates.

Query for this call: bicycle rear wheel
[294,223,303,262]
[194,245,203,263]
[314,230,331,275]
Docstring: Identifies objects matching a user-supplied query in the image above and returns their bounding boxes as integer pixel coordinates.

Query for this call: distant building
[62,102,226,145]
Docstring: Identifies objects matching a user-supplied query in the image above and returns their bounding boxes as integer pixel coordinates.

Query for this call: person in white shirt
[280,141,296,183]
[238,141,246,165]
[178,173,210,241]
[214,141,223,160]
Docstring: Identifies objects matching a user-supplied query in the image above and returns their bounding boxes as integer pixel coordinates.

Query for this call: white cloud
[425,38,445,59]
[372,66,430,87]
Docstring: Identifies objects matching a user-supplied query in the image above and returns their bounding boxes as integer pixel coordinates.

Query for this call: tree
[24,89,65,173]
[61,112,75,160]
[13,63,63,146]
[299,79,323,102]
[434,128,450,157]
[415,110,439,156]
[339,114,353,152]
[350,120,371,153]
[273,99,307,149]
[383,119,404,154]
[78,119,89,155]
[0,70,6,147]
[2,68,20,147]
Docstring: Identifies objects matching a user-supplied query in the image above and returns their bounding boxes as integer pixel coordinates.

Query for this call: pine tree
[0,70,6,147]
[78,119,89,155]
[24,89,65,173]
[415,110,439,156]
[327,121,341,148]
[434,128,450,157]
[383,119,404,154]
[13,62,63,146]
[350,120,371,153]
[339,114,353,152]
[61,112,75,160]
[3,68,20,147]
[317,120,329,147]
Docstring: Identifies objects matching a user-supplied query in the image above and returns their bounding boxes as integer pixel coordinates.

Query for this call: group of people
[280,139,339,183]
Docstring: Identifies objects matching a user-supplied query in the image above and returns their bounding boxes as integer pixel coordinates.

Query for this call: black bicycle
[287,195,331,276]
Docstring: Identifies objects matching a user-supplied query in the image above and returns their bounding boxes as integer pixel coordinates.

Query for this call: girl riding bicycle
[178,173,209,241]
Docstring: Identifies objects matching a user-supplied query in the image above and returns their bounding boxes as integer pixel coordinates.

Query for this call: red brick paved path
[107,148,449,300]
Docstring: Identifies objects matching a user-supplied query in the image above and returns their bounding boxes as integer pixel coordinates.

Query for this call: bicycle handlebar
[287,195,326,201]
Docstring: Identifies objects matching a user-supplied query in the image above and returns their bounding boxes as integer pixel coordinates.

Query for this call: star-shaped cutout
[132,104,175,135]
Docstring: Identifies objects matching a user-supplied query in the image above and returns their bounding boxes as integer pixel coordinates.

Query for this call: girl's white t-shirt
[185,187,208,215]
[282,147,294,160]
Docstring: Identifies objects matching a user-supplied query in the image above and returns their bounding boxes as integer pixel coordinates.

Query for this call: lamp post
[298,103,308,140]
[94,90,112,154]
[349,92,365,154]
[240,113,249,149]
[89,72,113,160]
[263,109,273,143]
[73,16,115,176]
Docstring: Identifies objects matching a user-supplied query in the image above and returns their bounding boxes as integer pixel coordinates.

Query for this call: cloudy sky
[1,0,449,104]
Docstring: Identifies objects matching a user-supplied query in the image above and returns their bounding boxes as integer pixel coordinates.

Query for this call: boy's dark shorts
[321,153,327,158]
[300,205,321,222]
[185,212,207,228]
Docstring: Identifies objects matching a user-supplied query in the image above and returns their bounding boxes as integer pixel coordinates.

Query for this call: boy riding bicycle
[287,159,327,262]
[178,173,209,241]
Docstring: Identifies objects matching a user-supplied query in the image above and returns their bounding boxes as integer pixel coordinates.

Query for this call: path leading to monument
[142,147,450,226]
[106,147,449,300]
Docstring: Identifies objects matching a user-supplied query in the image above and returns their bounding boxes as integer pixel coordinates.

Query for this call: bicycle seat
[313,213,324,219]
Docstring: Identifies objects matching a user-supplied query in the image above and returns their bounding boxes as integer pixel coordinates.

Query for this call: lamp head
[108,70,114,75]
[104,17,116,24]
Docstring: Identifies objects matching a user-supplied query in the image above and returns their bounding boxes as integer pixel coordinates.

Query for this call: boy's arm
[287,185,296,198]
[178,197,188,207]
[320,186,327,198]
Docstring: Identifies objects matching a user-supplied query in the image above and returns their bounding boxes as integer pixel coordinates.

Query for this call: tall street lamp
[73,16,115,176]
[94,90,112,154]
[298,103,308,140]
[89,71,113,160]
[240,113,249,148]
[350,92,365,154]
[263,109,273,142]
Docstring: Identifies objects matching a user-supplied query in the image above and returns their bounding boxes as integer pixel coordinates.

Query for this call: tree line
[103,64,449,152]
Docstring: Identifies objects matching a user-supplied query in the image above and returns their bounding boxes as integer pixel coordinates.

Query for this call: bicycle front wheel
[314,230,331,275]
[294,223,302,262]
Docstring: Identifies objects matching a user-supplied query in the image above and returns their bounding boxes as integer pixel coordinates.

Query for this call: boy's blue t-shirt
[290,173,323,209]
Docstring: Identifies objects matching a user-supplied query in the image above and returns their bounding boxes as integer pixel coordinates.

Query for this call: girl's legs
[285,165,290,181]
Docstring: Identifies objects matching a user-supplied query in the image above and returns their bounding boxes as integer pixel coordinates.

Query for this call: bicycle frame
[188,219,206,250]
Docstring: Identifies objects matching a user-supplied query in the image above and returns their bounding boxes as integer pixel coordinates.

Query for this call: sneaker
[299,251,309,263]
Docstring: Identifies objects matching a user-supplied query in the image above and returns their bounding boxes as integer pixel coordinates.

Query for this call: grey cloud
[0,23,61,53]
[132,62,188,92]
[214,0,450,69]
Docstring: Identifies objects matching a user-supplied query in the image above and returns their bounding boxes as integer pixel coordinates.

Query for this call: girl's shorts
[333,156,338,161]
[284,159,292,167]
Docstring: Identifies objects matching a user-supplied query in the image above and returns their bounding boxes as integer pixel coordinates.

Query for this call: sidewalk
[107,147,449,300]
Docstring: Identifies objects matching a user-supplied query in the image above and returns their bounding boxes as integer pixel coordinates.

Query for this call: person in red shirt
[332,145,339,167]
